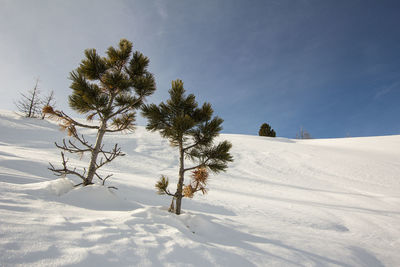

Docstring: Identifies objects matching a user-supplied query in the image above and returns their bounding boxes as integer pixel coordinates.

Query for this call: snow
[0,109,399,266]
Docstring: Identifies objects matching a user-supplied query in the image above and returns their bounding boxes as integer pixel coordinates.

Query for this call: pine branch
[107,95,143,119]
[183,141,200,151]
[183,158,210,173]
[104,128,124,133]
[45,107,100,130]
[155,176,175,196]
[65,113,98,129]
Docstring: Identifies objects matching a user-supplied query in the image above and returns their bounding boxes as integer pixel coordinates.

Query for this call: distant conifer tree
[142,79,233,215]
[259,123,276,137]
[44,39,156,186]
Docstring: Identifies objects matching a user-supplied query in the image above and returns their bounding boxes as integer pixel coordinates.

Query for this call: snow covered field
[0,110,399,266]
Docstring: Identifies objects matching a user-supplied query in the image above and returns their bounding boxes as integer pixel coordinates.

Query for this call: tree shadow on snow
[0,159,51,184]
[0,114,63,149]
[114,183,236,216]
[176,212,356,267]
[348,246,385,267]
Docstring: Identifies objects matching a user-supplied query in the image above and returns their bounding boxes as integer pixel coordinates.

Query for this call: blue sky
[0,0,399,138]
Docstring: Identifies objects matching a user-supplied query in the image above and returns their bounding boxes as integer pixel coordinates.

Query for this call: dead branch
[48,152,86,182]
[55,140,91,154]
[69,132,94,151]
[95,144,125,170]
[102,174,113,185]
[94,172,113,186]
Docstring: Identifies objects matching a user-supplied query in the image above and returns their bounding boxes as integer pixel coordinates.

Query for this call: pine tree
[44,39,156,186]
[15,79,41,118]
[142,79,233,215]
[259,123,276,137]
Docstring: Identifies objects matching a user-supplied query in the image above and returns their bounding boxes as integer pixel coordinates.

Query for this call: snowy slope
[0,110,399,266]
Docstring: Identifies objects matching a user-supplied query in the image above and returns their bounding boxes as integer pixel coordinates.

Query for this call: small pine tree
[44,39,156,186]
[15,79,41,118]
[142,79,233,215]
[259,123,276,137]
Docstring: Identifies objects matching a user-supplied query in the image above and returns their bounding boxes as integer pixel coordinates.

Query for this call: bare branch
[94,172,102,179]
[54,139,91,154]
[48,152,86,181]
[69,132,94,151]
[102,174,113,185]
[95,144,125,170]
[93,172,113,186]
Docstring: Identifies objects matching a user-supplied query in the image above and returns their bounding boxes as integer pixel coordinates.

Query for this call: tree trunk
[85,121,107,185]
[28,80,39,118]
[175,142,185,215]
[84,94,115,186]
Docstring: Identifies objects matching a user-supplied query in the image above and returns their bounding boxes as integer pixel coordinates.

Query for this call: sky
[0,0,399,138]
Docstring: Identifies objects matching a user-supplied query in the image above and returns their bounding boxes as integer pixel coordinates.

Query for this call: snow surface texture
[0,110,399,266]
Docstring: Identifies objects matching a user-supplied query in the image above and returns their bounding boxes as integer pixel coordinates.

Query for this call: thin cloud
[375,81,399,99]
[155,0,168,19]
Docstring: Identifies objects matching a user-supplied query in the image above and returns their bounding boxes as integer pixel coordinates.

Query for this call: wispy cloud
[155,0,168,19]
[375,81,399,99]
